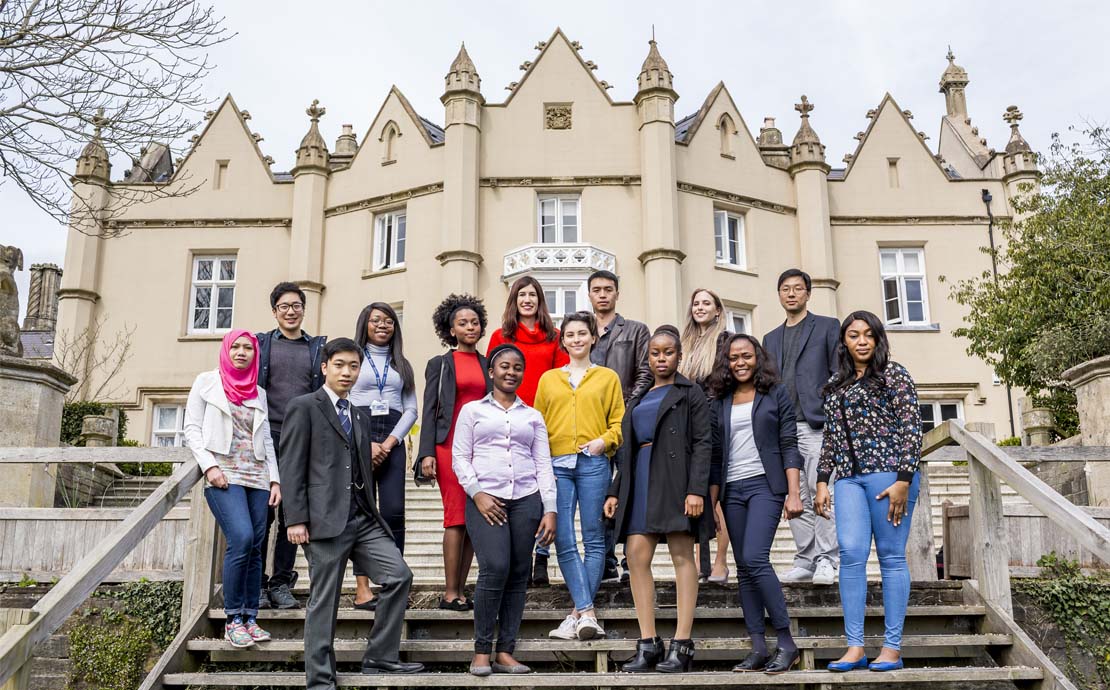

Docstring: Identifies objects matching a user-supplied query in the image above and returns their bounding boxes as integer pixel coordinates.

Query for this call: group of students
[183,267,924,688]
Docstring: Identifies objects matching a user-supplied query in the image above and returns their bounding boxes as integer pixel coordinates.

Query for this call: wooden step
[162,666,1043,686]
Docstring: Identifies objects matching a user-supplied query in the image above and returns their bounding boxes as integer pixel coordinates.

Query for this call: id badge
[369,400,389,416]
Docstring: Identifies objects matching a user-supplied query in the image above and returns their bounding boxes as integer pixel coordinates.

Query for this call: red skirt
[435,442,466,528]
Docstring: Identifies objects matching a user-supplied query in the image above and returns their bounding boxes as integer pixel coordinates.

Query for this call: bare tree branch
[54,314,135,403]
[0,0,234,236]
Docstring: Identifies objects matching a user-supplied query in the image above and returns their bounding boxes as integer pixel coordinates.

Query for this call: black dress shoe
[655,638,695,673]
[732,650,772,672]
[531,554,550,587]
[353,597,378,612]
[763,647,800,674]
[361,659,424,674]
[621,637,664,673]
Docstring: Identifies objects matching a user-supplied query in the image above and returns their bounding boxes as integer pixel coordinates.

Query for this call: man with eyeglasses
[762,269,841,586]
[254,282,328,608]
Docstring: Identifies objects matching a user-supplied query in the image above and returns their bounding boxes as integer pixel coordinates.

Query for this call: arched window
[718,114,736,158]
[380,121,400,164]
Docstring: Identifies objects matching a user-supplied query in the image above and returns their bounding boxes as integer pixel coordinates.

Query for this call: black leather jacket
[590,314,652,402]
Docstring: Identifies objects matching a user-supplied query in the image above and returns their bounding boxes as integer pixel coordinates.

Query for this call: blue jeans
[553,454,609,612]
[835,472,920,650]
[205,483,270,618]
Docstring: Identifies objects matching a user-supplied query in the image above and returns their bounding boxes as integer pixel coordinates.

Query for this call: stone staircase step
[163,666,1043,687]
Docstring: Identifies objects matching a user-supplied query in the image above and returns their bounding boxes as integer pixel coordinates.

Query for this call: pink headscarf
[219,329,259,406]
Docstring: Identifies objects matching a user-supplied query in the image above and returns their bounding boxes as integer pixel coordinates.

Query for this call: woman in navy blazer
[708,334,804,674]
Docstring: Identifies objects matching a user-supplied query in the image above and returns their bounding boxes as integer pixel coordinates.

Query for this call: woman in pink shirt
[453,344,557,676]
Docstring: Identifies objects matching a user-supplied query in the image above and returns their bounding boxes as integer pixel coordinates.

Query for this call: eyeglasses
[369,317,395,327]
[778,286,808,295]
[275,303,304,313]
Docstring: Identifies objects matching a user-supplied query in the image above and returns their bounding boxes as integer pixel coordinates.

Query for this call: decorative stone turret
[330,124,358,168]
[293,100,330,174]
[939,47,970,118]
[757,117,791,170]
[289,100,330,331]
[22,263,62,332]
[439,43,484,294]
[1001,105,1038,180]
[74,109,110,183]
[788,95,838,315]
[635,38,682,326]
[789,96,828,172]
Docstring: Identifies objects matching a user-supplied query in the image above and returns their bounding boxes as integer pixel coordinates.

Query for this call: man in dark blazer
[762,269,841,586]
[281,338,423,688]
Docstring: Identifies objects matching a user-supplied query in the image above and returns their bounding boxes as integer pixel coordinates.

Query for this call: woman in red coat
[486,275,568,585]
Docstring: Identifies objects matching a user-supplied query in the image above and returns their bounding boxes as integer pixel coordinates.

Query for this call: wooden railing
[0,447,198,689]
[917,420,1110,615]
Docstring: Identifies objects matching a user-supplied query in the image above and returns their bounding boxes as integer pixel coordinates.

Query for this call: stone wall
[52,463,118,508]
[1013,590,1100,689]
[1027,460,1089,506]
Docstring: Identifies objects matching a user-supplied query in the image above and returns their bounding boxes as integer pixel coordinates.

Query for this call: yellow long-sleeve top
[534,364,625,458]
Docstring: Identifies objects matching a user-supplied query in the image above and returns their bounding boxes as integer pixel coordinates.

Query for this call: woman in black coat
[707,334,805,674]
[604,325,711,674]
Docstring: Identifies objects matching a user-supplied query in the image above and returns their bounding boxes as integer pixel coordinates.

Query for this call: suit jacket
[710,383,805,497]
[608,374,712,540]
[417,351,493,459]
[591,314,653,402]
[762,312,839,429]
[279,387,390,541]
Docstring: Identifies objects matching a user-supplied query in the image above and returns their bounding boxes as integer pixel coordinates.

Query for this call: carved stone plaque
[545,104,572,130]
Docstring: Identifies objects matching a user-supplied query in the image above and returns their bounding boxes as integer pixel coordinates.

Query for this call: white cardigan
[183,370,280,484]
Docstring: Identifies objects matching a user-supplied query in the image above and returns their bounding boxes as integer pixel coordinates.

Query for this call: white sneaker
[812,561,837,585]
[576,615,604,640]
[549,614,579,640]
[782,566,815,582]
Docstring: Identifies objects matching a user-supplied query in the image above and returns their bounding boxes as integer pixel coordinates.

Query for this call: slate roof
[420,117,445,145]
[19,330,55,359]
[674,112,697,143]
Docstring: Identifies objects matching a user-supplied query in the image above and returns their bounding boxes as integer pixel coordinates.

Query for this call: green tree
[948,127,1110,438]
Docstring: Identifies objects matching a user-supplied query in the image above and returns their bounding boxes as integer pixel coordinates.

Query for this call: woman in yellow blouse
[534,311,624,641]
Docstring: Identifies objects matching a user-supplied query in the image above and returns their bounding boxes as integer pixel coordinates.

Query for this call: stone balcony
[502,242,616,280]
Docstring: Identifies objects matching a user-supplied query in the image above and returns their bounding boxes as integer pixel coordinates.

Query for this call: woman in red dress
[418,294,492,609]
[486,276,568,585]
[486,276,569,406]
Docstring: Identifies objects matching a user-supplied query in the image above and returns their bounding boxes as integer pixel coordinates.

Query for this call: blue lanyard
[365,348,390,395]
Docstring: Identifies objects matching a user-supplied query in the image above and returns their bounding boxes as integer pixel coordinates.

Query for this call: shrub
[60,401,127,446]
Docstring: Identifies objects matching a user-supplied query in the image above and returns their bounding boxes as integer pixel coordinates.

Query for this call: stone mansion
[54,29,1041,446]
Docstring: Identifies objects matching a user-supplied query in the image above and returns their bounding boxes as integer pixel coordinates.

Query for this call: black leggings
[465,492,542,654]
[353,408,406,578]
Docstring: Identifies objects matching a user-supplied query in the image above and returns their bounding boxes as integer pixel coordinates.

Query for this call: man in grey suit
[763,269,841,586]
[281,338,423,688]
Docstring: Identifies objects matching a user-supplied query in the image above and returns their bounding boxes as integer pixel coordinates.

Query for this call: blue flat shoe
[827,657,868,672]
[868,658,904,672]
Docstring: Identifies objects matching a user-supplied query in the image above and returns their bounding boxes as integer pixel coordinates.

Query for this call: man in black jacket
[762,269,840,585]
[588,269,651,584]
[254,282,326,609]
[282,339,423,687]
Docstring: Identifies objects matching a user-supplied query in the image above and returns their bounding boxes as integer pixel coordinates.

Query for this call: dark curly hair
[706,333,779,398]
[431,293,487,347]
[823,310,891,396]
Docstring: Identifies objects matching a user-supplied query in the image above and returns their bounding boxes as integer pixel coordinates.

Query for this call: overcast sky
[5,0,1107,319]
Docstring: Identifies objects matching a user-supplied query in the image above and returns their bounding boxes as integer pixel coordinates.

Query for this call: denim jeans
[553,453,609,612]
[205,483,270,618]
[465,492,542,654]
[835,471,920,650]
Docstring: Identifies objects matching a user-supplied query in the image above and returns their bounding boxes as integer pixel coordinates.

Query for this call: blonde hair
[679,288,726,383]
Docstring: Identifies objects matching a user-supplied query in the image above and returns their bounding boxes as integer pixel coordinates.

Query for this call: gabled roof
[837,93,953,181]
[495,27,628,107]
[345,86,444,170]
[158,94,281,185]
[672,82,761,153]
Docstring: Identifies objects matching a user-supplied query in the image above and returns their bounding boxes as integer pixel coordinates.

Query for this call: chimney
[23,263,62,331]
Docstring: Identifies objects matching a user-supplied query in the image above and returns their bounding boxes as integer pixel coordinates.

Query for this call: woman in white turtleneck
[349,302,418,610]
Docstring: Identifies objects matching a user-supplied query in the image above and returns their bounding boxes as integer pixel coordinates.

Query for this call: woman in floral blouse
[813,310,921,673]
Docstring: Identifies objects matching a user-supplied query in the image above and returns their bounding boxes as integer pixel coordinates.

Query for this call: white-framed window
[538,194,580,243]
[152,404,186,447]
[373,210,406,270]
[879,248,930,326]
[714,210,746,268]
[919,400,963,433]
[726,309,752,335]
[189,255,236,333]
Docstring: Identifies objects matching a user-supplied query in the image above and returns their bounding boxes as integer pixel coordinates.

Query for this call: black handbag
[413,356,445,487]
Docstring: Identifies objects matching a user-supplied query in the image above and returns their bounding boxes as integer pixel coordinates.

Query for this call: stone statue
[0,244,24,357]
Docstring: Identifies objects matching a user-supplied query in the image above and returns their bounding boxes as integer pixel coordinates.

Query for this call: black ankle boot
[530,554,549,587]
[621,637,664,673]
[656,638,695,673]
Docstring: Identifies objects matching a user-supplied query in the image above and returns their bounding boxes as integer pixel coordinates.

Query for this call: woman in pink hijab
[184,329,281,649]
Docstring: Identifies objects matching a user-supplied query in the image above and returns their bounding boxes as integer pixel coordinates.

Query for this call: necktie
[337,399,353,442]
